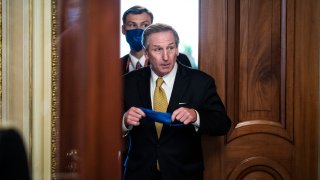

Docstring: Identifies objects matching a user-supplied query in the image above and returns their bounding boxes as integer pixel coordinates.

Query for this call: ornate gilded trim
[51,0,58,179]
[0,1,2,123]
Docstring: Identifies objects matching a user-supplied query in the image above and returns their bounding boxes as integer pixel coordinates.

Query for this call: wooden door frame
[293,0,319,178]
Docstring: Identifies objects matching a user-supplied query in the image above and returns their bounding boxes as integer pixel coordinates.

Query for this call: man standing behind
[122,23,231,180]
[121,5,192,74]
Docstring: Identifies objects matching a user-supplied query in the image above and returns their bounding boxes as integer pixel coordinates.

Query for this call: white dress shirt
[122,62,200,133]
[128,54,146,72]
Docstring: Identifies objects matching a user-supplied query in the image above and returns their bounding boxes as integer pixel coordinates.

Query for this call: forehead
[148,31,175,46]
[125,12,151,23]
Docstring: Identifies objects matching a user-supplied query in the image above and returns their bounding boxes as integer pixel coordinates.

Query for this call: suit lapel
[137,68,159,139]
[167,64,189,112]
[121,54,130,74]
[160,64,189,140]
[138,69,152,108]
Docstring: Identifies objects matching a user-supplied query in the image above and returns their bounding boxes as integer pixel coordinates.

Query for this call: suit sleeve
[196,77,231,136]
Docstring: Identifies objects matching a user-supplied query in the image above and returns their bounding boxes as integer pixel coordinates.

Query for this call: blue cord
[170,123,186,126]
[122,133,131,180]
[122,120,185,180]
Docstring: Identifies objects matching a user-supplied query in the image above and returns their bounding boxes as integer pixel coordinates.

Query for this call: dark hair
[122,5,154,24]
[142,23,180,49]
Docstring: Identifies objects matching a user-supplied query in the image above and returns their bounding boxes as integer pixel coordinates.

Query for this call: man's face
[145,31,179,77]
[122,12,152,34]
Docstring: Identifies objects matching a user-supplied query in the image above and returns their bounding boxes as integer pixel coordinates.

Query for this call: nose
[162,49,169,61]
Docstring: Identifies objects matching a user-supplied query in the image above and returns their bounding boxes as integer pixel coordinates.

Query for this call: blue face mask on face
[125,29,144,52]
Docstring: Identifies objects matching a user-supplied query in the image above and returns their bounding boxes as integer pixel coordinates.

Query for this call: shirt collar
[129,53,146,68]
[150,62,178,85]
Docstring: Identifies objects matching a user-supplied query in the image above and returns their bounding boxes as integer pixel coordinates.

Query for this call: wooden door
[56,0,319,179]
[57,0,122,179]
[199,0,319,179]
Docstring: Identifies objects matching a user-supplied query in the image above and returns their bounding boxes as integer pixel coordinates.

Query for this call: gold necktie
[153,77,168,171]
[153,77,168,138]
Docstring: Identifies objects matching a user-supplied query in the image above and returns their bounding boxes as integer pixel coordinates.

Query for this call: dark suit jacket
[123,62,231,180]
[121,53,192,75]
[0,129,30,180]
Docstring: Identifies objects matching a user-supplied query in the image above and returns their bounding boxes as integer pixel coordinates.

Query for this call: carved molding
[228,156,291,179]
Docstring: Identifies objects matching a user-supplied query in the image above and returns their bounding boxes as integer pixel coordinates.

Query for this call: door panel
[200,0,318,179]
[238,0,282,124]
[57,0,122,179]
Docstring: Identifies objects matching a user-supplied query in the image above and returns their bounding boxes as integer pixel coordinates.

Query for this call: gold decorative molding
[51,0,58,179]
[0,0,2,123]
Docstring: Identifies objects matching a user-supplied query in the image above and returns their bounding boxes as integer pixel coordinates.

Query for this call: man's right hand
[124,107,146,128]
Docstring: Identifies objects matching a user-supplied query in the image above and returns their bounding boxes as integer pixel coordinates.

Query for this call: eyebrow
[150,42,176,48]
[126,21,137,24]
[127,20,150,24]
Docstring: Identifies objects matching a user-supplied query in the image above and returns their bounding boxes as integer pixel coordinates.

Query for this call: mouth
[161,63,170,68]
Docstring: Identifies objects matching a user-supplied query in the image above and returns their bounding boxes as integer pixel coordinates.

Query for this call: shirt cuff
[192,110,200,131]
[122,114,133,137]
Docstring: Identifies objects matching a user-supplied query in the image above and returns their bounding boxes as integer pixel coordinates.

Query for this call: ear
[144,49,149,59]
[121,25,126,35]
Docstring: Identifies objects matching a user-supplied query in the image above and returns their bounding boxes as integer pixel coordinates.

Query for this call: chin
[155,67,172,76]
[162,71,171,76]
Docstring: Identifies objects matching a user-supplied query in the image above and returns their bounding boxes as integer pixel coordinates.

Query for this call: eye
[142,23,150,28]
[127,22,137,29]
[167,46,176,52]
[154,48,161,52]
[153,48,163,53]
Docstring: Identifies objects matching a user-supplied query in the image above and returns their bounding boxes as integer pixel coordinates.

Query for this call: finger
[179,113,192,124]
[172,108,196,124]
[127,117,140,126]
[136,108,146,117]
[171,107,183,121]
[125,107,145,126]
[128,107,145,119]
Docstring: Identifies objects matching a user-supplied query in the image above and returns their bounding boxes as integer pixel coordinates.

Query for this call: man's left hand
[171,107,197,125]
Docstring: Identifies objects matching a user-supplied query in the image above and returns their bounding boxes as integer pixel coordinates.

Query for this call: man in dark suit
[120,5,192,74]
[122,23,231,180]
[0,128,30,180]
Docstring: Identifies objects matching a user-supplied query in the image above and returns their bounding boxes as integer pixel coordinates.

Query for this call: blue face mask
[67,7,80,25]
[125,29,144,52]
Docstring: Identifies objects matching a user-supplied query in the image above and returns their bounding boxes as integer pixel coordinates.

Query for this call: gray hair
[142,23,180,50]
